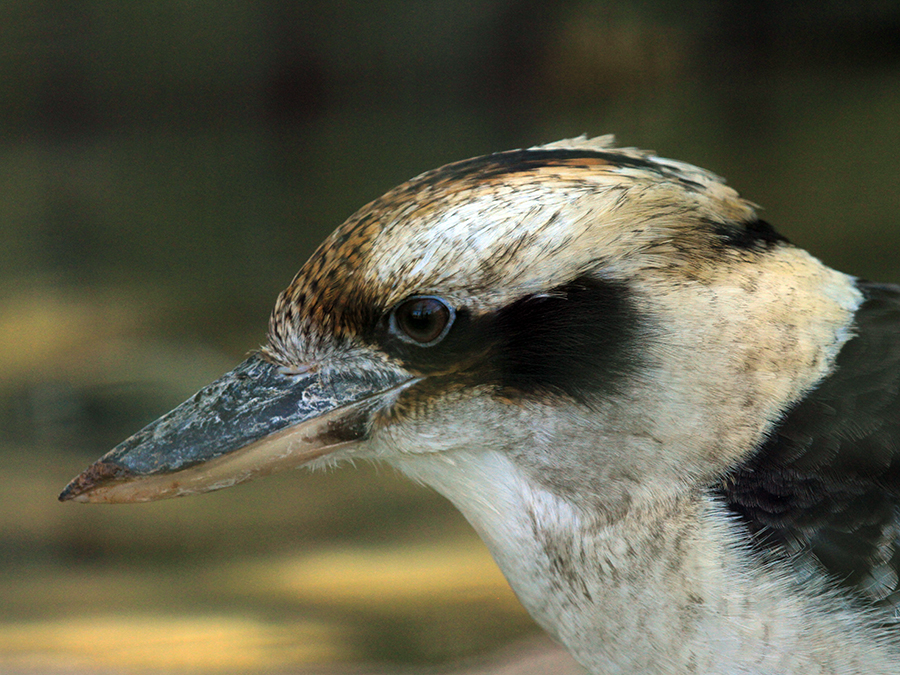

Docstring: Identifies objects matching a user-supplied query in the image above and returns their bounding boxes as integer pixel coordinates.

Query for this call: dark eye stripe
[376,276,643,401]
[491,276,642,400]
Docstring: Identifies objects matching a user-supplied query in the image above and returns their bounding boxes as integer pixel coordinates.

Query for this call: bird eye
[391,296,455,346]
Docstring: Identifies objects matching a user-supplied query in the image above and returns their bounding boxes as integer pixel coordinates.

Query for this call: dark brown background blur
[2,2,899,673]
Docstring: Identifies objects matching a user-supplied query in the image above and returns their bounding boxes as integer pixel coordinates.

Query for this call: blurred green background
[2,1,899,673]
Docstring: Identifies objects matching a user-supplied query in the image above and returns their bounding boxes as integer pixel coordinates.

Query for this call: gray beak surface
[59,354,413,503]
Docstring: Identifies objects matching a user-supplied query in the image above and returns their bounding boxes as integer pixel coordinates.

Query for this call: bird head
[60,136,860,524]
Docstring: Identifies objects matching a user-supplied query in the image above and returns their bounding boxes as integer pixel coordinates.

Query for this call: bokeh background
[2,2,900,673]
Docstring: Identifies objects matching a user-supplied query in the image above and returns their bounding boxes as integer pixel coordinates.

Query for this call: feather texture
[726,281,900,612]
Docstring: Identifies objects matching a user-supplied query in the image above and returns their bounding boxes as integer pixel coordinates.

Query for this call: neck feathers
[395,449,899,674]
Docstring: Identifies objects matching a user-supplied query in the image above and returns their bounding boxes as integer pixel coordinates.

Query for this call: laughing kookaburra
[61,136,900,674]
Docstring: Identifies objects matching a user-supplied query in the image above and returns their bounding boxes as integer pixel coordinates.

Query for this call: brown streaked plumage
[62,136,900,674]
[265,136,759,366]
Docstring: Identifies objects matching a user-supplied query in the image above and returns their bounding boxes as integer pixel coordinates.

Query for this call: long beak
[59,354,414,504]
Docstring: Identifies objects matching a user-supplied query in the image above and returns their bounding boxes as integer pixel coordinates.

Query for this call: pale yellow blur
[0,615,342,673]
[228,542,522,609]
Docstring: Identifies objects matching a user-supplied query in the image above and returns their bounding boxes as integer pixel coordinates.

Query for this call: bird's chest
[395,451,724,672]
[478,497,715,673]
[395,452,900,674]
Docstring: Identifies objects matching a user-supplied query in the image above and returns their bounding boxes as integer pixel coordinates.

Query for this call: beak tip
[57,488,86,503]
[59,460,135,503]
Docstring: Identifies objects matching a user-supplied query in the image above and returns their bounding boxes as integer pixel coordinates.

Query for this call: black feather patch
[712,218,789,251]
[491,276,642,400]
[723,281,900,610]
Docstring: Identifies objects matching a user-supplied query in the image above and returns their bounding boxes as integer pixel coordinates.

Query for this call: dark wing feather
[724,282,900,612]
